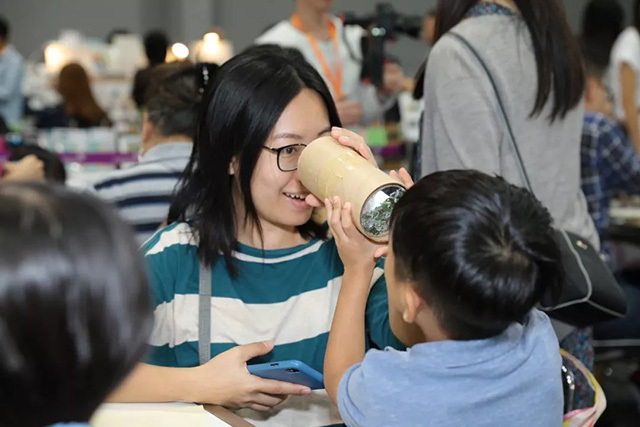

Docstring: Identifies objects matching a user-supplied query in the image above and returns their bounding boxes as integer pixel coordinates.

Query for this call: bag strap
[447,31,534,194]
[198,261,212,365]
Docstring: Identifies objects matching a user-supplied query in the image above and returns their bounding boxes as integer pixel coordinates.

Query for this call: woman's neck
[483,0,519,12]
[236,220,307,250]
[294,3,332,39]
[233,191,308,250]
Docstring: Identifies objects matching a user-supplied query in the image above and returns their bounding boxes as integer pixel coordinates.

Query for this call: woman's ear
[229,156,239,175]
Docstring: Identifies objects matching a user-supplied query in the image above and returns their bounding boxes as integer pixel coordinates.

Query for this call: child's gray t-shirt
[338,309,563,427]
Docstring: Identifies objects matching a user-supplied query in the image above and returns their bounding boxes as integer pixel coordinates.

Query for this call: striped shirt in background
[142,222,403,426]
[94,142,192,244]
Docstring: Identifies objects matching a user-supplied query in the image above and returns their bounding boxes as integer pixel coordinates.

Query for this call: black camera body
[342,3,422,88]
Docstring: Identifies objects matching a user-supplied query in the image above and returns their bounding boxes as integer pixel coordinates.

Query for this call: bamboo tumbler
[298,136,405,242]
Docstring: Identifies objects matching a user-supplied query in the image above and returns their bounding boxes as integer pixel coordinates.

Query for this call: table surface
[91,402,254,427]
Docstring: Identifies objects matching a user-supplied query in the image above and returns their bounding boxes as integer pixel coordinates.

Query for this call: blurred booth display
[109,34,147,76]
[36,127,140,189]
[24,30,143,136]
[397,92,422,144]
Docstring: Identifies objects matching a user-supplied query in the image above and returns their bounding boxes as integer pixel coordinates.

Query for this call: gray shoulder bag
[198,262,212,365]
[447,31,628,326]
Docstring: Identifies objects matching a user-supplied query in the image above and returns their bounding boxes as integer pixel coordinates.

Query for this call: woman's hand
[306,127,377,208]
[325,196,385,273]
[390,167,414,189]
[188,341,311,411]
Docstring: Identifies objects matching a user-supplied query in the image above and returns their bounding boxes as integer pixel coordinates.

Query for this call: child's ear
[402,284,425,324]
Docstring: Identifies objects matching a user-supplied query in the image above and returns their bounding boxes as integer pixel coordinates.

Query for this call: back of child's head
[0,183,153,427]
[8,145,67,184]
[390,170,562,340]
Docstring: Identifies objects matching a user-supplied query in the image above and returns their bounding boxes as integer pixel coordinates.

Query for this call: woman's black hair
[434,0,584,122]
[390,170,562,341]
[0,183,153,427]
[8,144,67,184]
[169,44,340,275]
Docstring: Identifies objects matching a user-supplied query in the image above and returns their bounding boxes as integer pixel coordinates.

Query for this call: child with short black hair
[0,183,153,427]
[324,169,564,427]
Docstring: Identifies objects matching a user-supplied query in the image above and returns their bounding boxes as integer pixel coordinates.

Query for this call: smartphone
[247,360,324,390]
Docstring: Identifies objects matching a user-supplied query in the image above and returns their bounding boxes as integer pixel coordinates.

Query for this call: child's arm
[323,196,386,404]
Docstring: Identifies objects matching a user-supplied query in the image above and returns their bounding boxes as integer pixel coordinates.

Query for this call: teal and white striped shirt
[143,221,402,371]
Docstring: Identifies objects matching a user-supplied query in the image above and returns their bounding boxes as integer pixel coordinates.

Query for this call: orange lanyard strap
[291,14,343,98]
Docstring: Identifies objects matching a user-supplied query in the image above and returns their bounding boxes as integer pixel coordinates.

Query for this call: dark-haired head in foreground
[0,183,153,427]
[388,170,562,342]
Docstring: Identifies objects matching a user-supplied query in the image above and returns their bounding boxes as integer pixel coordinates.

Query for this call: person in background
[422,8,437,46]
[132,30,169,109]
[94,63,199,244]
[256,0,405,127]
[109,46,407,426]
[36,63,110,129]
[8,145,66,184]
[410,7,439,178]
[324,170,564,426]
[0,183,153,427]
[582,0,624,61]
[421,0,597,409]
[0,15,25,128]
[611,0,640,154]
[581,43,640,259]
[581,44,640,353]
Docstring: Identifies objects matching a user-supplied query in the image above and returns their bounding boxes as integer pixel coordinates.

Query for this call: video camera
[342,3,422,88]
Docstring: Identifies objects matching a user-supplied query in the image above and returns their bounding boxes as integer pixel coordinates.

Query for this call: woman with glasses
[109,45,407,426]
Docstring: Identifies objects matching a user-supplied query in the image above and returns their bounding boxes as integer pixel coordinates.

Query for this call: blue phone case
[247,360,324,390]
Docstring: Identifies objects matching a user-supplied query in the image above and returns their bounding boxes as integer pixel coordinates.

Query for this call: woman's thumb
[235,341,274,361]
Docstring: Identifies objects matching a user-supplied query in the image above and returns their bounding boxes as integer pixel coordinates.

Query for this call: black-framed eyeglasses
[262,144,307,172]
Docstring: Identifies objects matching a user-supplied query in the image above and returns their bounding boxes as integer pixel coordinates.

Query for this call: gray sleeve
[420,37,503,177]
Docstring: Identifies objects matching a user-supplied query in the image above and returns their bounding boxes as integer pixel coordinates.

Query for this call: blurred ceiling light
[204,32,220,45]
[44,42,71,73]
[170,43,189,61]
[196,31,233,64]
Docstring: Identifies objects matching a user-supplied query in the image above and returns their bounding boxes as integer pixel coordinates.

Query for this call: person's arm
[620,63,640,155]
[3,155,45,182]
[323,197,382,404]
[0,57,23,101]
[355,69,402,126]
[601,123,640,195]
[110,342,312,410]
